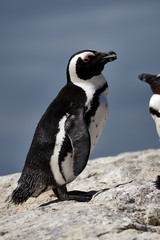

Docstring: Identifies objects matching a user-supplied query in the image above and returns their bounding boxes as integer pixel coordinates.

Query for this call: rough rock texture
[0,149,160,240]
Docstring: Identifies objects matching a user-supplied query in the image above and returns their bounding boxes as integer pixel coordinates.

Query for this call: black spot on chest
[150,107,160,118]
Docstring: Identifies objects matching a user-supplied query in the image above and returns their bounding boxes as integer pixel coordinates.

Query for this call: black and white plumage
[11,50,117,204]
[138,73,160,190]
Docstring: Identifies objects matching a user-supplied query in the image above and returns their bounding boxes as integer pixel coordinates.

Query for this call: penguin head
[138,73,160,94]
[67,50,117,83]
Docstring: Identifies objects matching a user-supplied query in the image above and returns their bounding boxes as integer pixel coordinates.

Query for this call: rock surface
[0,149,160,240]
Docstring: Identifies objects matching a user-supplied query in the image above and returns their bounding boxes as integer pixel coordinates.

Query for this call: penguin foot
[155,175,160,189]
[52,185,95,202]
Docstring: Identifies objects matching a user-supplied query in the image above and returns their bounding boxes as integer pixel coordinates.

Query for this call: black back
[20,82,87,184]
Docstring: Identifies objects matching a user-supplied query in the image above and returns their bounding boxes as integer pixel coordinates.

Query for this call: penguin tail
[11,171,50,204]
[155,175,160,190]
[11,171,38,204]
[11,182,34,204]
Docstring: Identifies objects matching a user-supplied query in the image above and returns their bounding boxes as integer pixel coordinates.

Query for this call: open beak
[97,51,117,64]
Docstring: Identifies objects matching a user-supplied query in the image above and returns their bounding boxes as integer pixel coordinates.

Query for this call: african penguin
[11,50,117,204]
[138,73,160,190]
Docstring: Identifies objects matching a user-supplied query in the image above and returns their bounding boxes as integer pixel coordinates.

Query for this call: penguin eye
[83,58,89,63]
[83,56,90,63]
[82,53,96,63]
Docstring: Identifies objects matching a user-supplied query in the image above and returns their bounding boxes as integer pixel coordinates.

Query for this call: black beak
[97,51,117,64]
[138,73,158,84]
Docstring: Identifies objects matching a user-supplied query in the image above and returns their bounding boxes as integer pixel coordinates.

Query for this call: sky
[1,0,160,175]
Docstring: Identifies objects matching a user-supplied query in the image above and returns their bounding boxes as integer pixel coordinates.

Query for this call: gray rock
[0,149,160,239]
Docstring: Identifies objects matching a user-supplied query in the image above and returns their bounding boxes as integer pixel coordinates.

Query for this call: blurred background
[1,0,160,175]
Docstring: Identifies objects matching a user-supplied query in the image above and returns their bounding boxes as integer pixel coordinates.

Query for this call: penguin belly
[151,114,160,138]
[88,88,108,153]
[149,94,160,138]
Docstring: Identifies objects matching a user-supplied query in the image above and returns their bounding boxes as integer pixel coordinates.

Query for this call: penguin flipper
[65,107,91,176]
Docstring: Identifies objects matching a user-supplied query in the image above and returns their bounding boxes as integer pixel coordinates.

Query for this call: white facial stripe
[69,51,94,82]
[50,115,68,185]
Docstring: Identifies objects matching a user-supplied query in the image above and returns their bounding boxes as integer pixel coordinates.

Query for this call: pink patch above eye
[157,73,160,77]
[83,53,95,62]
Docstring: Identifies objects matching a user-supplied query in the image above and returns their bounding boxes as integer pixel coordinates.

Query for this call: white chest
[149,95,160,138]
[149,94,160,111]
[151,114,160,138]
[87,88,108,152]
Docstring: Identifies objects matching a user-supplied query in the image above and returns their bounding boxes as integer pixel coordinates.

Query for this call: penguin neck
[69,73,107,91]
[151,87,160,95]
[150,82,160,94]
[69,74,108,106]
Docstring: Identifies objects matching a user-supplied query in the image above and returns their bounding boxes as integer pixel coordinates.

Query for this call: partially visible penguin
[11,50,117,204]
[138,73,160,190]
